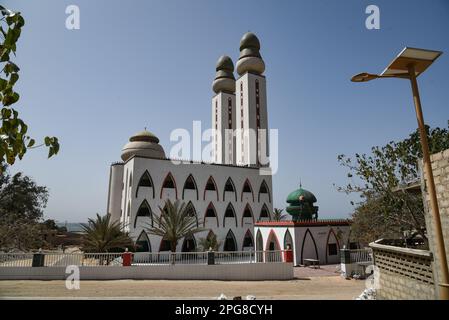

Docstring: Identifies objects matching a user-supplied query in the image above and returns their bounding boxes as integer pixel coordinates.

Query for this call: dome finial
[236,32,265,75]
[212,55,236,94]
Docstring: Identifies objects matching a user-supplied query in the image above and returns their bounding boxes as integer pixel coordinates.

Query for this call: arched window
[223,177,237,201]
[182,174,198,200]
[241,179,254,202]
[159,237,172,252]
[135,231,151,252]
[223,229,237,251]
[203,176,219,201]
[223,203,237,228]
[134,199,153,228]
[241,203,254,227]
[242,229,254,250]
[258,180,271,202]
[181,234,196,252]
[284,229,293,250]
[185,201,198,226]
[135,170,155,198]
[160,172,177,199]
[203,202,219,227]
[259,204,270,220]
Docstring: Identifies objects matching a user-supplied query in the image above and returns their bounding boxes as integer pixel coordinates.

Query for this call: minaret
[235,32,269,167]
[212,55,236,165]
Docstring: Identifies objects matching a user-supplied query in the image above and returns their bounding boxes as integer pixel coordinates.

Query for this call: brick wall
[421,148,449,298]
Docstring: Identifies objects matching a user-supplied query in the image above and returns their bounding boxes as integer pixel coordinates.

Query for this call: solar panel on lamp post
[351,47,449,300]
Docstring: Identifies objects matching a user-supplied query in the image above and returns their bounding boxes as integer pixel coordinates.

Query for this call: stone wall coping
[369,239,433,259]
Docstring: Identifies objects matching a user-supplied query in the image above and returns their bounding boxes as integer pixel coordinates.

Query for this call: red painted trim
[160,172,178,199]
[265,229,281,251]
[325,228,340,264]
[203,175,219,201]
[254,219,352,227]
[203,201,219,228]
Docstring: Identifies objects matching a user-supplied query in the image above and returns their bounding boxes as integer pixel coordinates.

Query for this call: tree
[198,233,221,251]
[337,123,449,246]
[272,208,287,221]
[81,213,133,253]
[0,165,52,251]
[146,199,204,253]
[0,6,59,172]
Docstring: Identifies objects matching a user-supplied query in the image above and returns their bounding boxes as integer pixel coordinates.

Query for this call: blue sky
[4,0,449,222]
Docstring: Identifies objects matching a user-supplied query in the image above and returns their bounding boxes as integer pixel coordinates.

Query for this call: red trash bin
[122,250,133,266]
[283,249,293,263]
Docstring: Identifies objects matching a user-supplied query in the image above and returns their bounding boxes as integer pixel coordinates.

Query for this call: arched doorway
[300,228,319,264]
[266,230,281,262]
[181,234,196,252]
[256,229,264,262]
[135,231,151,252]
[223,230,237,251]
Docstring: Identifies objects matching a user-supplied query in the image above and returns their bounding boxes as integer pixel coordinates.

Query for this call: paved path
[0,276,365,300]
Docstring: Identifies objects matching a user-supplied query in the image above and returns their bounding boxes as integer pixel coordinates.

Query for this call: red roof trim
[254,219,351,227]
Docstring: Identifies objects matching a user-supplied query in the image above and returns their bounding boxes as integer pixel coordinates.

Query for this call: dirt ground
[0,266,365,299]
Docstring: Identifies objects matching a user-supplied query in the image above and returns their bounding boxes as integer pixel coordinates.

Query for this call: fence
[340,248,373,278]
[0,250,288,268]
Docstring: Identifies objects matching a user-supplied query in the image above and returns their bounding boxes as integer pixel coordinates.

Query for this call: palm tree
[81,213,133,253]
[273,208,287,221]
[146,199,205,253]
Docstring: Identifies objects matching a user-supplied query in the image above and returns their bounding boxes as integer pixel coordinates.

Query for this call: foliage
[198,233,221,251]
[0,164,53,251]
[81,213,134,252]
[0,6,59,172]
[146,199,205,252]
[337,123,449,245]
[272,208,287,221]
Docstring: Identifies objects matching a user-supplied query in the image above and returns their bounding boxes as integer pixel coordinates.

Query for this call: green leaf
[27,139,35,147]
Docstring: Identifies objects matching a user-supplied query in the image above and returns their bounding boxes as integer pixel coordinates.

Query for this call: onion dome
[212,55,236,94]
[236,32,265,76]
[286,186,319,221]
[121,129,166,161]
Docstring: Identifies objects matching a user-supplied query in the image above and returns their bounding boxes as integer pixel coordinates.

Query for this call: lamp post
[351,47,449,300]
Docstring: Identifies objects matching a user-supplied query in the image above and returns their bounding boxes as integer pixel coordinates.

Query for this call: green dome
[286,187,317,204]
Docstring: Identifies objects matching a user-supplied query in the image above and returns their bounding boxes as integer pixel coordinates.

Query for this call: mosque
[106,32,351,263]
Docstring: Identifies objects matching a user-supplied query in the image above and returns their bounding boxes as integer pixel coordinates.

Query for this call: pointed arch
[134,199,153,228]
[223,177,237,202]
[185,201,198,226]
[258,180,271,202]
[203,202,219,227]
[325,228,341,264]
[242,229,254,250]
[259,203,271,220]
[241,178,255,202]
[265,229,281,251]
[135,170,155,198]
[135,231,151,252]
[256,229,263,261]
[182,174,198,200]
[159,236,171,252]
[241,203,255,227]
[283,229,293,250]
[160,172,177,199]
[181,234,197,252]
[223,229,237,251]
[223,203,238,228]
[203,176,219,201]
[300,228,319,264]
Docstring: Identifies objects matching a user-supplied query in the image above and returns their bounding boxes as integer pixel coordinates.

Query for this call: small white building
[106,32,274,253]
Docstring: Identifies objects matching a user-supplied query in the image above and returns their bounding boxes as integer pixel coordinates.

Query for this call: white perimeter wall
[0,263,293,281]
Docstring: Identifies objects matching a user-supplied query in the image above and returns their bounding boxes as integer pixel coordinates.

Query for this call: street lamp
[351,47,449,300]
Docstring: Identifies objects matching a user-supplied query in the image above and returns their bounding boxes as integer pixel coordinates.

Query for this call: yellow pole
[408,63,449,300]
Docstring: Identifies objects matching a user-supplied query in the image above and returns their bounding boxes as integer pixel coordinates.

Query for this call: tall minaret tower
[212,55,236,164]
[235,32,269,167]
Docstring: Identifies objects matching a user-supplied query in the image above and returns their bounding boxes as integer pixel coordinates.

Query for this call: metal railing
[349,249,373,263]
[0,250,289,267]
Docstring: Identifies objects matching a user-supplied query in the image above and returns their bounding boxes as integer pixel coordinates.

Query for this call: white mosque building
[106,32,273,253]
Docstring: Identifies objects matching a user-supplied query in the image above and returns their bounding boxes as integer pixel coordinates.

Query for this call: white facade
[212,92,236,165]
[254,221,351,266]
[108,158,272,252]
[235,72,269,167]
